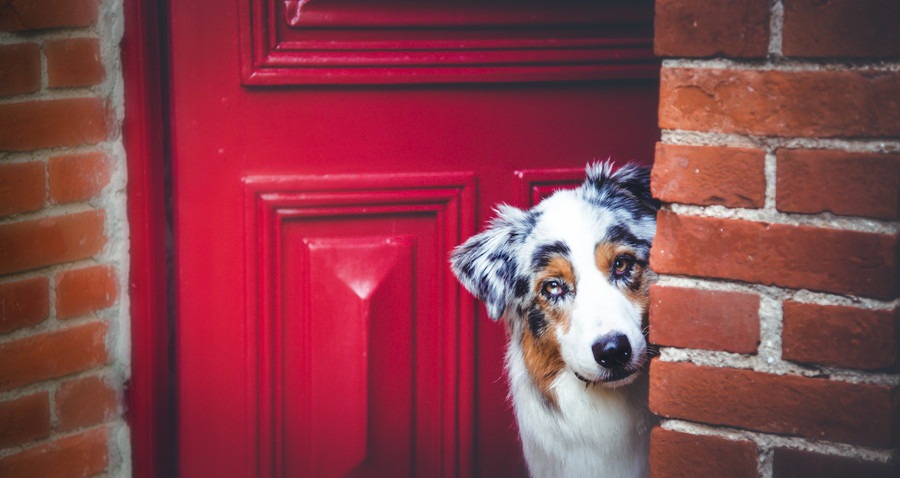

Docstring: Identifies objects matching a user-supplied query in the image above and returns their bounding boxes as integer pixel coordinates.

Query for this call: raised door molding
[239,0,657,85]
[242,172,475,476]
[514,168,585,208]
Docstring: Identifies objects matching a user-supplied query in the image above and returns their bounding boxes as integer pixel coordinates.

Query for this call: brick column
[649,1,898,477]
[0,0,129,476]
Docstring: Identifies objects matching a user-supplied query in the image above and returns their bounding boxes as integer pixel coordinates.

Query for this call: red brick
[654,0,769,58]
[45,38,105,88]
[55,265,117,319]
[0,98,111,151]
[0,428,108,478]
[0,321,108,392]
[776,149,900,220]
[0,392,50,448]
[56,375,117,431]
[0,43,40,96]
[0,0,99,31]
[0,161,44,216]
[659,68,900,138]
[650,427,758,478]
[782,0,900,59]
[48,152,110,203]
[652,143,766,208]
[649,360,898,447]
[782,302,898,370]
[772,448,897,478]
[0,277,49,333]
[650,211,897,300]
[0,210,106,275]
[649,285,760,354]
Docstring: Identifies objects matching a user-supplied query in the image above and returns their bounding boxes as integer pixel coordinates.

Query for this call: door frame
[122,0,171,476]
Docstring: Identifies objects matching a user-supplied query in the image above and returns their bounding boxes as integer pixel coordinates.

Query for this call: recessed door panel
[243,174,474,477]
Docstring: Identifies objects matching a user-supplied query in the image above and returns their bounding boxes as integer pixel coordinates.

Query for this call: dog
[450,162,657,478]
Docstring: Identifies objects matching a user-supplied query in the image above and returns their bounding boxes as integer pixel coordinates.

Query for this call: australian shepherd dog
[450,162,658,478]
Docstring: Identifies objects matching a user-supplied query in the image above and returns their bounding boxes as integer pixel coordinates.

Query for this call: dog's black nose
[592,333,632,369]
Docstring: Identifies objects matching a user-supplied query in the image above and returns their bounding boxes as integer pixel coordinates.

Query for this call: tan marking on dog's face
[518,255,577,406]
[534,256,575,332]
[593,242,618,276]
[520,324,566,407]
[542,256,576,285]
[595,242,651,313]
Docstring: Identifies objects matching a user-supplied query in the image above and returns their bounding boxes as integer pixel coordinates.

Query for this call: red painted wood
[241,0,657,84]
[122,0,170,476]
[514,168,587,208]
[243,174,475,477]
[283,0,650,27]
[298,238,404,476]
[168,1,658,476]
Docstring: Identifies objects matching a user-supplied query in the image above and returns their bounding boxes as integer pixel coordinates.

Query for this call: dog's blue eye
[613,255,635,277]
[542,280,567,298]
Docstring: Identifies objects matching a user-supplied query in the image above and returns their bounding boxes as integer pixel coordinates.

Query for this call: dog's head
[451,162,658,395]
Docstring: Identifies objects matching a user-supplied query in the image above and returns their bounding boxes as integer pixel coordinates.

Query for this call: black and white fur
[450,162,658,478]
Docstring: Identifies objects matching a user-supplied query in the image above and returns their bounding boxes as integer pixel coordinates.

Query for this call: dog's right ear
[450,205,529,321]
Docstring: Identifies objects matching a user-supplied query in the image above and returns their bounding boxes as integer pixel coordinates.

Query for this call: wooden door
[168,1,658,476]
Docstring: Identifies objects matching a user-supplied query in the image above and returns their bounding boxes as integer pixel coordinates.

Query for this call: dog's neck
[504,333,653,478]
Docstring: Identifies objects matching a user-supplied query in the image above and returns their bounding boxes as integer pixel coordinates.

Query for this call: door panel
[169,1,657,476]
[244,174,474,477]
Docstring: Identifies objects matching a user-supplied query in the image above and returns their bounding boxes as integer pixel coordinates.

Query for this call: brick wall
[0,0,129,476]
[649,1,898,477]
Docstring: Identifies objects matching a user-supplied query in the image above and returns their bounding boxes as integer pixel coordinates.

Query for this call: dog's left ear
[450,205,528,320]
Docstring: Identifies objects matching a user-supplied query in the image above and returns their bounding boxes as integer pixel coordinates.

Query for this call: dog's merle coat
[451,162,658,478]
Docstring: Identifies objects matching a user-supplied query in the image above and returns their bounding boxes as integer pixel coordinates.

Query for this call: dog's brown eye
[542,280,567,298]
[613,255,634,276]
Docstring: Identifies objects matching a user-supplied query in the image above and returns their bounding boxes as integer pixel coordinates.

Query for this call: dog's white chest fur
[507,339,652,478]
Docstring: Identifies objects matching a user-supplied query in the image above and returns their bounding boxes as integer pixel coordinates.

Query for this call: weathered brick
[55,265,117,319]
[659,68,900,138]
[782,0,900,59]
[0,161,44,216]
[0,392,50,448]
[776,149,900,220]
[772,448,897,478]
[56,375,117,431]
[650,211,897,300]
[0,277,49,333]
[654,0,769,58]
[0,428,108,478]
[0,321,108,392]
[782,302,898,370]
[0,98,111,151]
[48,152,111,203]
[649,360,898,447]
[0,43,40,96]
[0,0,99,31]
[650,427,758,478]
[649,285,760,354]
[0,210,106,275]
[45,38,105,88]
[652,143,766,208]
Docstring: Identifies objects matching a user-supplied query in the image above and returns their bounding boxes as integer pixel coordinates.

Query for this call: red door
[168,1,658,476]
